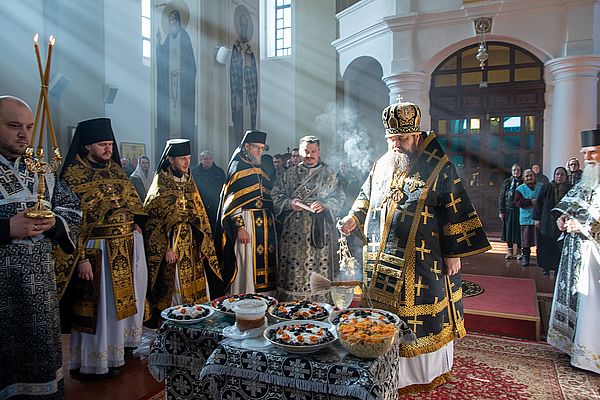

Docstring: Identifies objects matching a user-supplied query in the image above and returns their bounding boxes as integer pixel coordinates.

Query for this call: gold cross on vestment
[421,206,434,225]
[399,208,415,223]
[423,148,442,163]
[414,276,429,297]
[408,316,423,332]
[430,260,441,280]
[457,230,476,246]
[444,193,462,213]
[415,240,431,261]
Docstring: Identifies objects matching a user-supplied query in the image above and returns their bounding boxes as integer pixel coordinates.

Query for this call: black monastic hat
[60,118,120,177]
[581,129,600,147]
[157,138,191,171]
[242,130,267,144]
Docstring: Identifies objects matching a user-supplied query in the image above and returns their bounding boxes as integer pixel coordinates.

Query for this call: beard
[581,162,600,188]
[243,150,261,165]
[383,149,410,175]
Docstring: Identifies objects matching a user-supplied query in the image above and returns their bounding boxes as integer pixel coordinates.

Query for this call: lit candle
[30,33,44,148]
[44,36,58,148]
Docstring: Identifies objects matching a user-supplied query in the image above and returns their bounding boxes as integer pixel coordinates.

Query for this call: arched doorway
[340,56,389,169]
[429,42,545,231]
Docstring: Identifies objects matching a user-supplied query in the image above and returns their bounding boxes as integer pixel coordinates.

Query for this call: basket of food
[337,318,398,359]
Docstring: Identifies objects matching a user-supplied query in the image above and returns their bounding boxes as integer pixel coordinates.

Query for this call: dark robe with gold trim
[216,153,277,294]
[349,132,490,358]
[0,155,80,399]
[144,170,221,320]
[55,156,146,333]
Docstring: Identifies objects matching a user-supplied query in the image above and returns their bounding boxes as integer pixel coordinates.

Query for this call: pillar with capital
[382,72,430,131]
[545,55,600,170]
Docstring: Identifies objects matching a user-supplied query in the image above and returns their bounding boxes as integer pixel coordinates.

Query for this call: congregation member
[531,163,549,184]
[55,118,147,379]
[120,156,135,176]
[191,150,226,230]
[566,157,583,185]
[272,135,345,301]
[144,139,221,324]
[514,169,543,266]
[289,147,301,167]
[547,129,600,374]
[339,100,490,393]
[272,153,285,180]
[533,166,572,274]
[216,130,277,295]
[130,155,152,201]
[498,164,523,259]
[0,96,80,399]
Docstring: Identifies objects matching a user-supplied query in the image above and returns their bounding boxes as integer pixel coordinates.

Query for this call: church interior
[1,0,600,398]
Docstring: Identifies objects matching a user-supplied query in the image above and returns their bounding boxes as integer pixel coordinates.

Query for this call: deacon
[55,118,147,378]
[272,135,345,301]
[144,139,221,324]
[216,130,277,295]
[0,96,80,398]
[547,128,600,374]
[339,100,490,393]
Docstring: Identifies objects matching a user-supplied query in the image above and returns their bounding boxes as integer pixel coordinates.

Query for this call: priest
[144,139,221,324]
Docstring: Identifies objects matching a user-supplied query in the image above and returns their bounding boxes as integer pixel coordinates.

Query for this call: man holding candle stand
[0,96,81,399]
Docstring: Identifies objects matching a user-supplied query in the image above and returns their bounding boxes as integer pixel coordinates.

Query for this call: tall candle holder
[24,34,61,219]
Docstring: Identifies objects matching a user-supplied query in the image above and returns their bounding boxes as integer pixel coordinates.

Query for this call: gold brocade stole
[90,210,138,321]
[157,222,208,311]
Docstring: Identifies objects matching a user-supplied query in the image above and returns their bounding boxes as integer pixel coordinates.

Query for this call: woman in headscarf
[533,166,572,274]
[130,155,152,201]
[565,157,582,185]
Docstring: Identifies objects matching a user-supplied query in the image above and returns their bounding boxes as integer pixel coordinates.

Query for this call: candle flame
[34,33,39,43]
[49,35,55,46]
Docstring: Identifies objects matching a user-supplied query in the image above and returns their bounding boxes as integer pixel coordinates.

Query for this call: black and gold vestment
[144,169,221,317]
[55,155,146,333]
[350,131,491,357]
[217,151,277,294]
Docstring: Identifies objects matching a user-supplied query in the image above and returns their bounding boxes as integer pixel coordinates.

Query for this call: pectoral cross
[107,186,122,208]
[178,188,187,211]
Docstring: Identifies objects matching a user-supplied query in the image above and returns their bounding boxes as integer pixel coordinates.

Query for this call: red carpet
[149,334,600,399]
[400,334,600,399]
[462,274,540,340]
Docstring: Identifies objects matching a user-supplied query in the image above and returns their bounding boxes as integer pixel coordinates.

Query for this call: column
[545,55,600,171]
[382,72,430,130]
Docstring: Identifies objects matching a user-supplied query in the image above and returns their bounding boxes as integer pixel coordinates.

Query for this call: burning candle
[45,36,58,148]
[31,34,44,148]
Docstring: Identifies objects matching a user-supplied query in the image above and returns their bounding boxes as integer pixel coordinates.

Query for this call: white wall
[104,0,152,160]
[259,0,338,157]
[0,0,106,153]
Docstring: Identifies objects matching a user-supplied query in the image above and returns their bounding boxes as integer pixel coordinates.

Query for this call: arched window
[430,42,545,230]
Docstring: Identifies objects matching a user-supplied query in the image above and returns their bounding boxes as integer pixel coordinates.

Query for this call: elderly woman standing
[499,164,523,259]
[533,167,572,275]
[565,157,582,185]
